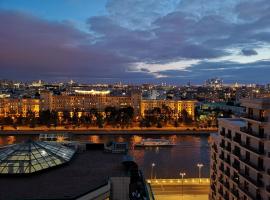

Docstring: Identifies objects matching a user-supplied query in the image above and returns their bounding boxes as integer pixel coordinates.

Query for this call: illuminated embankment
[147,178,210,186]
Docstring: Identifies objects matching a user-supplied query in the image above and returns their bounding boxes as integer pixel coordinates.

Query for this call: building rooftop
[0,141,75,174]
[241,98,270,109]
[0,149,127,200]
[219,118,246,127]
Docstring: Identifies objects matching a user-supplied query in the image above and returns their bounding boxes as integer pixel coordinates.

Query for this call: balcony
[211,184,216,192]
[212,155,217,163]
[233,136,241,144]
[218,177,223,184]
[220,142,225,148]
[225,170,230,177]
[231,175,239,184]
[239,157,264,172]
[225,133,232,139]
[219,165,224,171]
[231,188,239,198]
[219,154,224,160]
[232,149,240,157]
[238,183,258,200]
[240,127,266,139]
[220,130,225,136]
[225,145,231,152]
[232,162,240,171]
[240,142,265,156]
[242,113,268,122]
[239,171,264,188]
[218,188,223,196]
[225,158,231,165]
[212,144,218,153]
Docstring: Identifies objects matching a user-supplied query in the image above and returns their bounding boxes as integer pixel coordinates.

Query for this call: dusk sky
[0,0,270,84]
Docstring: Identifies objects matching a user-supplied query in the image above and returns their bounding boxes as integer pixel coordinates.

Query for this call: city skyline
[0,0,270,84]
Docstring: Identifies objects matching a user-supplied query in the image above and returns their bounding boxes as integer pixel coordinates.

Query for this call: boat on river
[135,138,175,147]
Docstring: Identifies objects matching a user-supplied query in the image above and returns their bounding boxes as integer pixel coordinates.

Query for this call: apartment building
[140,99,197,120]
[0,98,40,118]
[210,98,270,200]
[40,90,141,116]
[0,90,196,120]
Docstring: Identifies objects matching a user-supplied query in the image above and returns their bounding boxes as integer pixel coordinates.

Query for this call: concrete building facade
[210,98,270,200]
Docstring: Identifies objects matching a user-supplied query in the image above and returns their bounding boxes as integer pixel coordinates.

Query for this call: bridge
[147,178,210,200]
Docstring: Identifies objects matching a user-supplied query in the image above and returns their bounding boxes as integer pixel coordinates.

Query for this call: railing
[240,142,265,156]
[225,170,230,177]
[225,133,232,139]
[212,144,218,153]
[147,178,210,185]
[239,157,264,172]
[242,114,268,122]
[232,149,240,157]
[240,127,266,139]
[239,171,264,188]
[231,188,239,198]
[232,162,240,171]
[231,175,239,184]
[220,143,225,148]
[219,165,224,171]
[238,184,257,200]
[233,136,241,144]
[225,145,231,152]
[223,181,230,190]
[220,130,225,136]
[225,158,231,165]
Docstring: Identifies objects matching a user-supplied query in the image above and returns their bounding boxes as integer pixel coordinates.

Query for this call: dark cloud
[241,49,258,56]
[0,10,150,82]
[0,0,270,83]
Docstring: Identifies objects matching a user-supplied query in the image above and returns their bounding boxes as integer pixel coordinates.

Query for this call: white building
[210,98,270,200]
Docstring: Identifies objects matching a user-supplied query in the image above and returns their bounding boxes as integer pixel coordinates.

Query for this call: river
[0,133,213,179]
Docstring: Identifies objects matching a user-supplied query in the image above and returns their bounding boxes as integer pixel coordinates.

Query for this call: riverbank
[0,126,217,135]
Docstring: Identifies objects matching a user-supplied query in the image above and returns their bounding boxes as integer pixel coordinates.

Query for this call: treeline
[0,106,134,129]
[139,105,193,128]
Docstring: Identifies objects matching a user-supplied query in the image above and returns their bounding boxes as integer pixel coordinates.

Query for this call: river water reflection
[0,134,211,179]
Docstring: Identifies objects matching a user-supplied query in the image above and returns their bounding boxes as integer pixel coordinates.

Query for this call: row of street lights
[150,162,204,180]
[150,162,204,200]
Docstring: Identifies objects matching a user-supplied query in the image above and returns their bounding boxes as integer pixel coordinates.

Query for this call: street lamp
[150,163,156,180]
[197,163,204,183]
[179,172,186,200]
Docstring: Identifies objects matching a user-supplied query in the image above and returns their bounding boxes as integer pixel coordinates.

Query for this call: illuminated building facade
[140,99,197,120]
[0,98,40,117]
[40,90,141,116]
[0,90,196,120]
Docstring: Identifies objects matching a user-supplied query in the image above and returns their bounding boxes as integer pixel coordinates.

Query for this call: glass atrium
[0,140,75,174]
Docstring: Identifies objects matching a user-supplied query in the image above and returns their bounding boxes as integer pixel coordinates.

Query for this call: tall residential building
[210,98,270,200]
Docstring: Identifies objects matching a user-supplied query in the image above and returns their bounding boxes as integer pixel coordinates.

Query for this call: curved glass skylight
[0,140,75,174]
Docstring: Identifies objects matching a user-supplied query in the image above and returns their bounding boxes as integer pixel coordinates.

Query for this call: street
[151,184,209,200]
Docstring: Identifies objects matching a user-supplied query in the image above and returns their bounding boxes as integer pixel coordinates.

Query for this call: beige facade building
[210,98,270,200]
[40,91,141,116]
[0,98,40,118]
[0,90,196,119]
[140,99,196,120]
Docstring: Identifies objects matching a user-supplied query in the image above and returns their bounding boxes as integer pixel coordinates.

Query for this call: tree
[39,110,51,125]
[180,109,192,124]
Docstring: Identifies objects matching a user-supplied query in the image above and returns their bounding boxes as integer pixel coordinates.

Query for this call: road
[151,185,209,200]
[149,179,210,200]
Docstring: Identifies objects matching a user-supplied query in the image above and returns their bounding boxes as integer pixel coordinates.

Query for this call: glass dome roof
[0,140,75,174]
